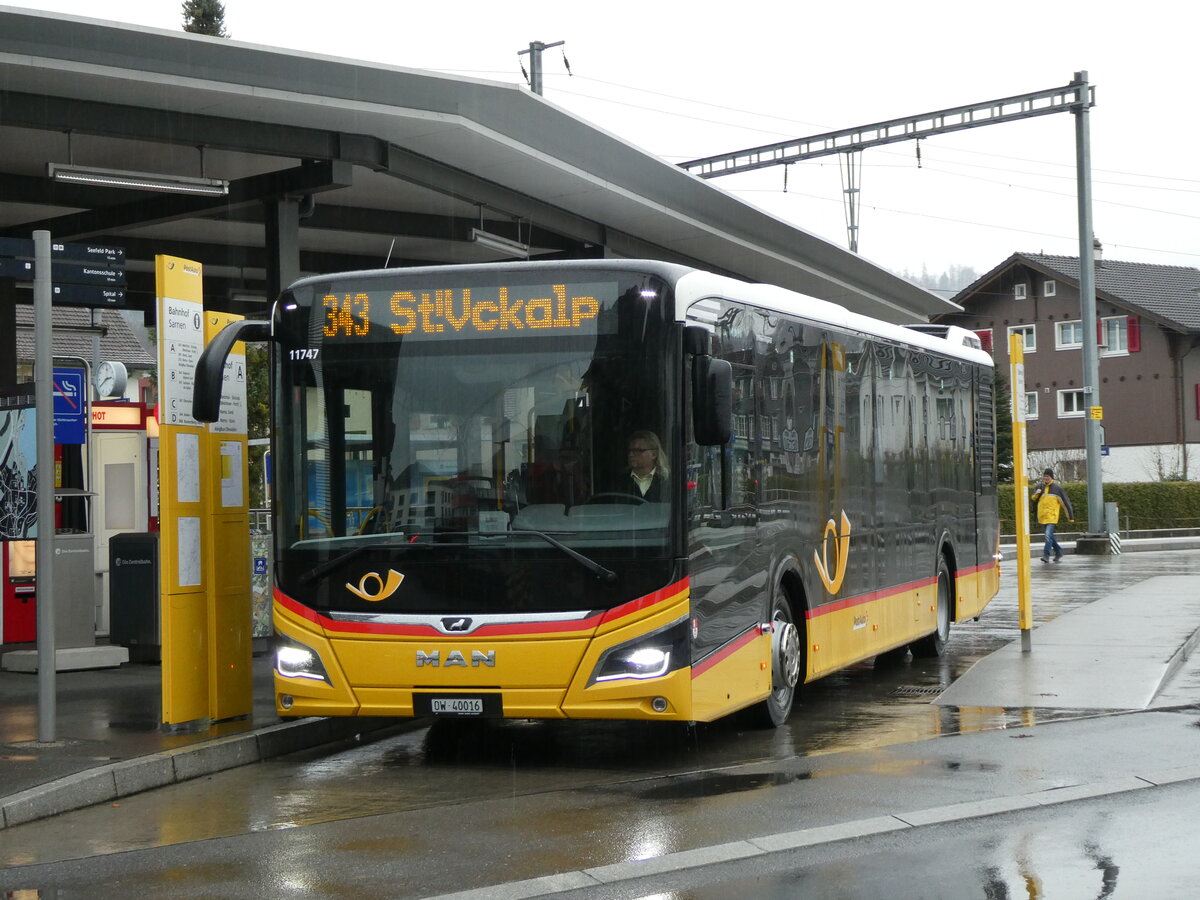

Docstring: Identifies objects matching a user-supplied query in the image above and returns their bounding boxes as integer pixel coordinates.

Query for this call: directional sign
[50,283,127,307]
[0,258,125,285]
[1,237,127,307]
[52,367,87,444]
[0,237,125,264]
[0,258,34,279]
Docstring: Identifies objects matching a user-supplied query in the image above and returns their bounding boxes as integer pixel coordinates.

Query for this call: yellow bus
[195,260,999,727]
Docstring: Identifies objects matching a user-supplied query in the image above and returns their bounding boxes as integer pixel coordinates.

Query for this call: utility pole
[34,230,56,742]
[518,40,565,96]
[1072,70,1107,546]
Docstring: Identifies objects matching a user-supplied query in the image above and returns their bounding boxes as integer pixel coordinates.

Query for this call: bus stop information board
[158,290,205,428]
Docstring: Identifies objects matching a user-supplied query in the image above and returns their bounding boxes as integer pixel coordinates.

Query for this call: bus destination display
[319,281,616,341]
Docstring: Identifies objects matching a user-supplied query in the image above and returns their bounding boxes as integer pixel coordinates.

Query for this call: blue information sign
[52,368,87,444]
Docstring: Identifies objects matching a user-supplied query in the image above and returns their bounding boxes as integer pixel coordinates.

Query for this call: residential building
[937,253,1200,482]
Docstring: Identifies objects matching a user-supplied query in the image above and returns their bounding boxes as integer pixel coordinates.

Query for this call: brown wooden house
[936,253,1200,482]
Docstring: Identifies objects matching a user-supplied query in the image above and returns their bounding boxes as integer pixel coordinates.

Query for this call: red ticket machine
[2,540,37,644]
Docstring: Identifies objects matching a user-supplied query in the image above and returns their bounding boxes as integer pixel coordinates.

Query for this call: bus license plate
[414,693,501,717]
[431,697,483,715]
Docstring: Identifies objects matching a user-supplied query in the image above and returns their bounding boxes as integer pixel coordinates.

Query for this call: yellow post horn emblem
[814,510,851,594]
[345,569,405,602]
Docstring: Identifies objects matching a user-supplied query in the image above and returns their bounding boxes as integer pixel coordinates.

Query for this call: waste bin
[109,532,160,662]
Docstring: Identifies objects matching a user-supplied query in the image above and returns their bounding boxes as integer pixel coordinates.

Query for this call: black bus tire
[911,556,952,658]
[746,589,803,728]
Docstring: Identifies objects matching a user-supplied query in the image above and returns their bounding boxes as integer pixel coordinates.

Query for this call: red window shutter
[1127,316,1140,352]
[1097,320,1105,345]
[974,329,993,353]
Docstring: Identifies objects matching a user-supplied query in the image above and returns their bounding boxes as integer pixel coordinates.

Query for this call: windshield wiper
[301,541,412,584]
[510,526,618,583]
[301,530,616,585]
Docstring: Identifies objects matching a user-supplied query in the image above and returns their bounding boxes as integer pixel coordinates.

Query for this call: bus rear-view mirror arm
[193,319,273,423]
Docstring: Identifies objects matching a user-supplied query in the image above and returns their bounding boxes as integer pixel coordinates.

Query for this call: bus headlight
[591,617,689,684]
[276,637,331,684]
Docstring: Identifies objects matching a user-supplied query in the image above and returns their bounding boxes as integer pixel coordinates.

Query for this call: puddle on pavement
[636,771,807,800]
[630,755,1002,801]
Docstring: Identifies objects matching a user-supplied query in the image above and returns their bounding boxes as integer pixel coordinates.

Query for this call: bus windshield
[271,267,679,609]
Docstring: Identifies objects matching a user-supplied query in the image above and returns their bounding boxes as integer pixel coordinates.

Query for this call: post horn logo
[345,569,405,602]
[813,510,851,594]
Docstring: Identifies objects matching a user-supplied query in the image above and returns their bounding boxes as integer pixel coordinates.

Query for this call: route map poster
[0,387,37,540]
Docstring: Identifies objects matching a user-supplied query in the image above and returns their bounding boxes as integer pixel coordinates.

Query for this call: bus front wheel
[911,556,952,658]
[747,591,802,728]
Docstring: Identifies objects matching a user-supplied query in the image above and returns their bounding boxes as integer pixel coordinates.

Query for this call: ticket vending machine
[1,540,36,644]
[0,530,105,661]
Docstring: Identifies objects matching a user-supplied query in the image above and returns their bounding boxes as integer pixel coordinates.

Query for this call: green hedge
[999,481,1200,533]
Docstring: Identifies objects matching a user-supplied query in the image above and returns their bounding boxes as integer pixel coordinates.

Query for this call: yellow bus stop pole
[1009,334,1034,652]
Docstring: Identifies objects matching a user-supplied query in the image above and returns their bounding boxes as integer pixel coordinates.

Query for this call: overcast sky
[14,1,1200,290]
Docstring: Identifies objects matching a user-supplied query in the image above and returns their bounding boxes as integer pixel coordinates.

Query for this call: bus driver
[619,430,669,502]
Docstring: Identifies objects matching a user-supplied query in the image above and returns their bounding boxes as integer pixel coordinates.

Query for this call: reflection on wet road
[585,780,1200,900]
[2,550,1198,877]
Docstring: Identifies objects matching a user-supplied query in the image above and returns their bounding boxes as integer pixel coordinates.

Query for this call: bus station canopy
[0,7,956,324]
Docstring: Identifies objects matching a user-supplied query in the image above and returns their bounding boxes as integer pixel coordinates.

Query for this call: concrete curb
[0,716,406,829]
[1154,617,1200,704]
[425,763,1200,900]
[1001,535,1200,558]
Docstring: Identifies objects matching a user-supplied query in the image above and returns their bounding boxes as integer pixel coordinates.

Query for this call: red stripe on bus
[274,578,687,638]
[806,576,936,618]
[806,558,1001,618]
[691,626,760,678]
[599,577,689,627]
[956,560,999,578]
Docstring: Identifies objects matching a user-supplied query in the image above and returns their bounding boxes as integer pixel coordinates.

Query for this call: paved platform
[936,575,1200,709]
[0,652,408,829]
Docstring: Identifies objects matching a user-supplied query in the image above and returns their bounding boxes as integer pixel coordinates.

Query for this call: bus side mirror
[193,319,272,423]
[693,356,732,446]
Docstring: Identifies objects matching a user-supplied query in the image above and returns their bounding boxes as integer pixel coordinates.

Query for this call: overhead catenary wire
[419,65,1194,263]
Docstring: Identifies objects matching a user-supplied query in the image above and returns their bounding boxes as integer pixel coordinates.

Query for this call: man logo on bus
[814,510,851,594]
[345,569,404,602]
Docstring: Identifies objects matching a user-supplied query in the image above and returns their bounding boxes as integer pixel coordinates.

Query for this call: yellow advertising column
[203,311,252,721]
[156,256,209,726]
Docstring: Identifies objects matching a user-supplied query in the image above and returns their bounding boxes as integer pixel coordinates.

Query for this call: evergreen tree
[993,368,1014,482]
[182,0,229,37]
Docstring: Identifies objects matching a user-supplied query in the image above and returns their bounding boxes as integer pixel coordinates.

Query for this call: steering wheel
[586,492,647,505]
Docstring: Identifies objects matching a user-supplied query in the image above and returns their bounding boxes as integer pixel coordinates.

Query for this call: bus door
[686,303,767,667]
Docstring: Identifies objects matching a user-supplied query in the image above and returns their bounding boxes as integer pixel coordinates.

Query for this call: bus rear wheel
[747,591,802,728]
[911,556,952,658]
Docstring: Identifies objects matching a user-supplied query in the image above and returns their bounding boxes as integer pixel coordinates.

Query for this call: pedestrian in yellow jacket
[1031,469,1075,562]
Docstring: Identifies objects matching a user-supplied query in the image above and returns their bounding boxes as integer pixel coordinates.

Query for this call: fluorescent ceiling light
[470,227,529,258]
[48,163,229,196]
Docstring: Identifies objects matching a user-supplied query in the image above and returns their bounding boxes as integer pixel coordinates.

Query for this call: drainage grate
[892,685,946,697]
